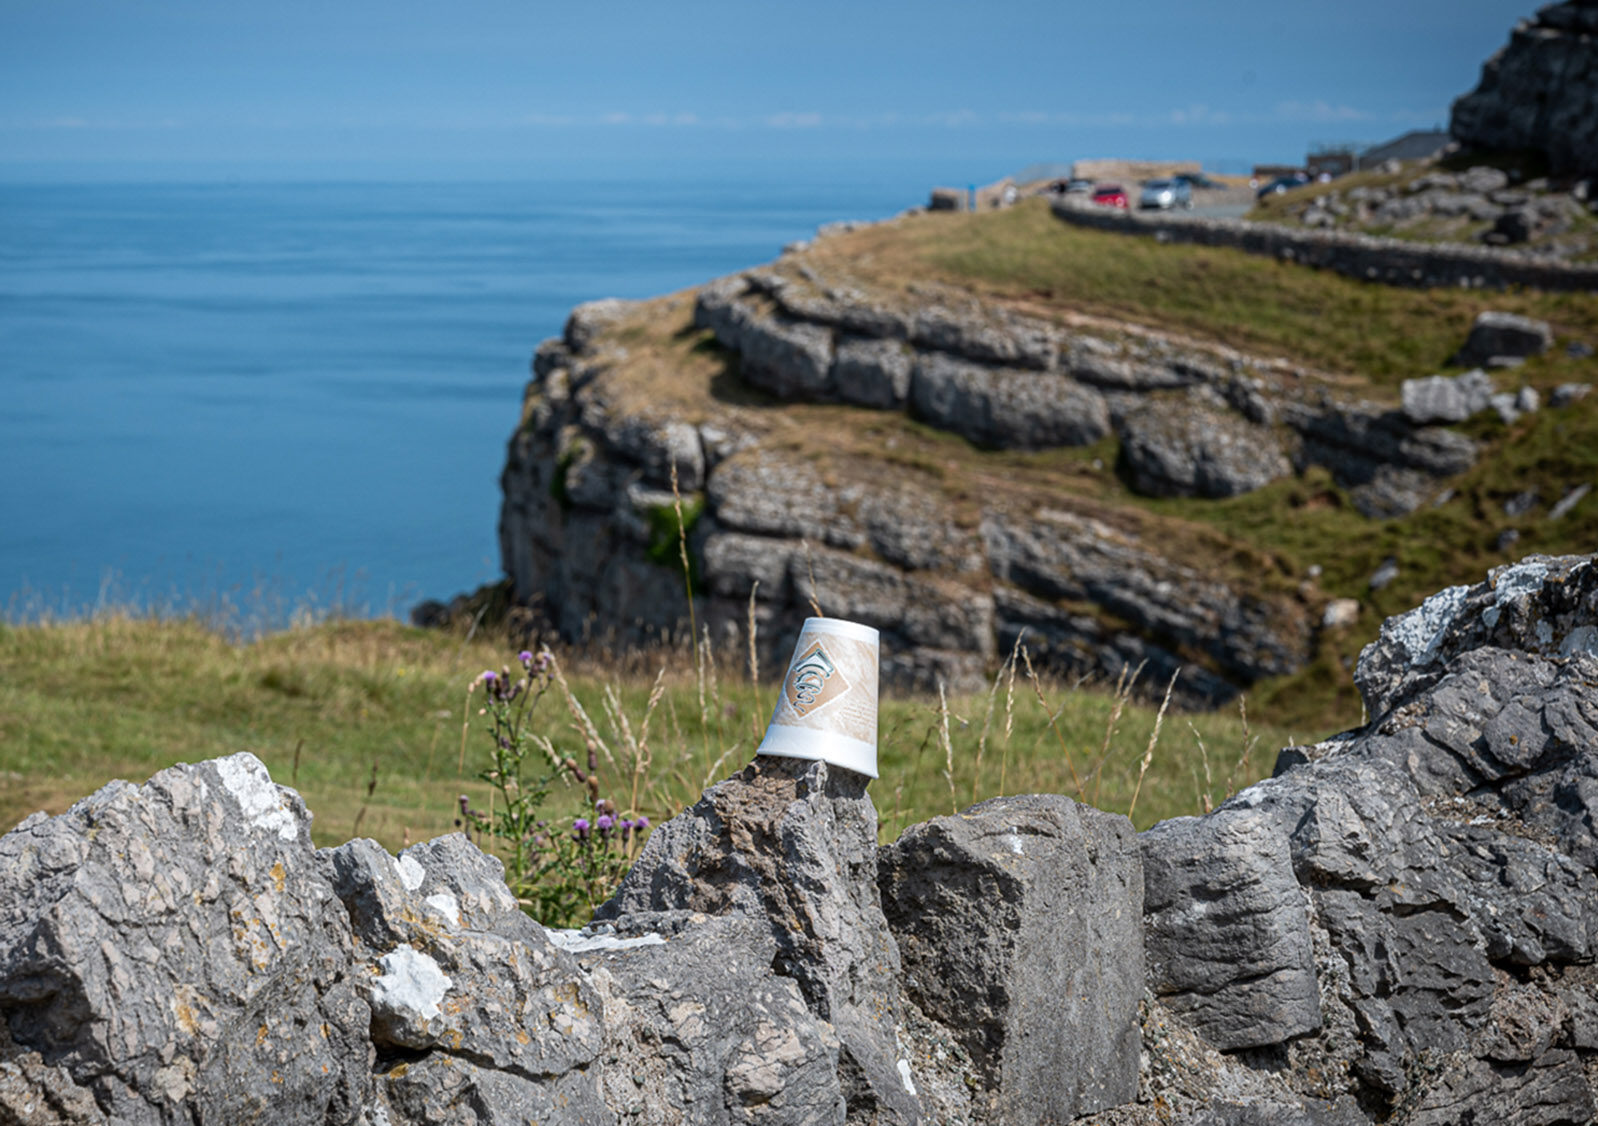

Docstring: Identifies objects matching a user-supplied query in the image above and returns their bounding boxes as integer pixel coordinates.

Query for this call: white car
[1138,180,1194,210]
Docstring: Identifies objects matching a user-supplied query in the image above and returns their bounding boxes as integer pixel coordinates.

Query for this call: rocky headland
[7,556,1598,1123]
[496,228,1591,712]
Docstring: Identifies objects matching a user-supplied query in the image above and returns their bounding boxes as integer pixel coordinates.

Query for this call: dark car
[1091,183,1129,209]
[1256,173,1311,200]
[1173,172,1222,190]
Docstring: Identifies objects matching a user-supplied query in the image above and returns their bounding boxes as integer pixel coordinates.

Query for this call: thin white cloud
[1275,100,1370,123]
[925,109,980,128]
[765,111,823,129]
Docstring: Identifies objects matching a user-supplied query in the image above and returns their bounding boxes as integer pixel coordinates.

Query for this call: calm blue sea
[0,161,958,626]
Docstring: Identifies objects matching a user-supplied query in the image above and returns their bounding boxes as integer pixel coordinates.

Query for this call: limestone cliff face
[496,245,1511,706]
[1451,1,1598,177]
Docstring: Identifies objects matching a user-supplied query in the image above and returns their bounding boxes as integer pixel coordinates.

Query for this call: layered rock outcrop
[1451,1,1598,178]
[497,252,1533,706]
[6,557,1598,1123]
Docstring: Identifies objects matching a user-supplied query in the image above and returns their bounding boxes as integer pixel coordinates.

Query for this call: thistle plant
[458,648,653,928]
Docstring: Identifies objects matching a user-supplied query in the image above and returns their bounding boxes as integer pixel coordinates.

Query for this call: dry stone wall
[6,557,1598,1123]
[1049,196,1598,291]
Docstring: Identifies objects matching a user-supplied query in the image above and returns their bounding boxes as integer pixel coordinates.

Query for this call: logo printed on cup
[785,640,852,717]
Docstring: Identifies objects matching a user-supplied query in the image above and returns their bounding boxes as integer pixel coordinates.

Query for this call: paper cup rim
[799,617,880,646]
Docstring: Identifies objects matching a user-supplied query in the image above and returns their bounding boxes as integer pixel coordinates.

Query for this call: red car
[1091,183,1129,209]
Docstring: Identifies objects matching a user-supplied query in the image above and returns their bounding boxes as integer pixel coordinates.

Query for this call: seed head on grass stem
[938,682,957,815]
[1127,668,1180,822]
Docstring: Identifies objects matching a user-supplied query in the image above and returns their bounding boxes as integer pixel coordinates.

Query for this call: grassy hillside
[0,615,1295,859]
[808,199,1598,387]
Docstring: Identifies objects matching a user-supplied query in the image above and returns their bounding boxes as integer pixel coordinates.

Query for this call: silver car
[1138,179,1193,210]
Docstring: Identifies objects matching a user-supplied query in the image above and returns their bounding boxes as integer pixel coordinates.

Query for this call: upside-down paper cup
[755,617,880,778]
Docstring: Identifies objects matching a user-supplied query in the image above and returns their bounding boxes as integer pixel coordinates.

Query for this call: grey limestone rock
[910,353,1109,449]
[0,1022,106,1126]
[980,506,1307,682]
[1289,402,1477,517]
[0,753,370,1126]
[1183,1099,1366,1126]
[1152,563,1598,1113]
[789,543,992,656]
[1065,337,1199,391]
[1352,553,1598,721]
[1117,398,1291,499]
[1550,382,1592,408]
[576,912,846,1126]
[706,451,864,551]
[908,305,1057,370]
[567,298,638,353]
[609,416,707,492]
[595,757,920,1125]
[1455,311,1555,368]
[878,794,1142,1124]
[695,283,837,401]
[701,531,795,602]
[1451,4,1598,177]
[833,335,913,409]
[1401,369,1495,425]
[325,833,611,1125]
[1400,1049,1593,1126]
[1141,809,1320,1050]
[741,314,837,400]
[991,585,1240,709]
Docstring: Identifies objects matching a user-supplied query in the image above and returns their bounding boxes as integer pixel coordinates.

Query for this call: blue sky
[0,0,1534,179]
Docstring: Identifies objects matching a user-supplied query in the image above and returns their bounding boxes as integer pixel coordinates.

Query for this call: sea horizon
[0,158,1012,630]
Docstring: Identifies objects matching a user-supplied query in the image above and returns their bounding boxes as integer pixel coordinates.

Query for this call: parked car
[1255,173,1311,200]
[1138,179,1194,210]
[1065,178,1095,195]
[1173,172,1222,190]
[1091,183,1129,209]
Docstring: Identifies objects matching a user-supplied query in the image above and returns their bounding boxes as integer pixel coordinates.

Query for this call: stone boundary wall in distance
[1049,197,1598,292]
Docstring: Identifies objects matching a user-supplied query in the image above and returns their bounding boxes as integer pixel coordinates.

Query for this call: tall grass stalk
[1127,669,1180,821]
[937,682,957,814]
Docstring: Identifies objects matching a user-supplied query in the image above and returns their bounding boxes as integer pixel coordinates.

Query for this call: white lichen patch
[424,891,461,927]
[213,753,298,842]
[898,1058,918,1095]
[1484,561,1550,629]
[1001,832,1025,856]
[395,853,426,891]
[1561,625,1598,657]
[372,945,451,1021]
[1492,560,1549,603]
[1387,584,1470,665]
[546,929,667,954]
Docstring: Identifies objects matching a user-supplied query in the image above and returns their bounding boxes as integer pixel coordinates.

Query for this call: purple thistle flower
[518,650,534,664]
[480,670,497,683]
[572,817,591,842]
[596,814,614,833]
[636,816,650,830]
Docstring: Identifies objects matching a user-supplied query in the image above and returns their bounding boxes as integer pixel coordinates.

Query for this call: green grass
[0,614,1299,870]
[813,200,1598,387]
